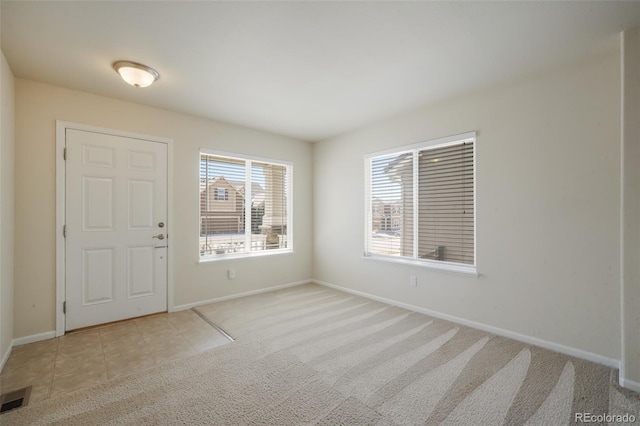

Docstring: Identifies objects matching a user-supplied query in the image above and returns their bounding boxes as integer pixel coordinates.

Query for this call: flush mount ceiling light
[113,61,159,88]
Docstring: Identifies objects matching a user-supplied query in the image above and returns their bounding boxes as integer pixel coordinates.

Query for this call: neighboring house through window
[200,150,293,259]
[365,132,476,274]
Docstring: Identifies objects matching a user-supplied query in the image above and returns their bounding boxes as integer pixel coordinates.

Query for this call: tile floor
[0,309,231,405]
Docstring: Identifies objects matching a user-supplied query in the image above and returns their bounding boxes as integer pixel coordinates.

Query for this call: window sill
[362,253,478,277]
[199,249,294,264]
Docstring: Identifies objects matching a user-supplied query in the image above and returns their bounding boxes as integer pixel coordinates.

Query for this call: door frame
[55,121,174,337]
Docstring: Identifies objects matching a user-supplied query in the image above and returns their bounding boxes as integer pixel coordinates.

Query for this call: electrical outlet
[410,276,417,287]
[228,269,236,279]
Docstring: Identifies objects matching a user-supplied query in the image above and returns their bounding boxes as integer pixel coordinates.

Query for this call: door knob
[153,234,165,240]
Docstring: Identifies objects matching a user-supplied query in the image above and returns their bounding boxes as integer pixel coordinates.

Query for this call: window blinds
[251,162,288,251]
[367,138,474,267]
[418,142,474,265]
[370,152,414,257]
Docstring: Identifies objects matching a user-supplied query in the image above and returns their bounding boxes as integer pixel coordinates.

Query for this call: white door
[65,128,168,330]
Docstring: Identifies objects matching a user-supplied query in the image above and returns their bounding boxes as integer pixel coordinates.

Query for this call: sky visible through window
[200,157,266,188]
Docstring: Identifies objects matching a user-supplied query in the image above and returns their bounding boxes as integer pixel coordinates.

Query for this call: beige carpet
[3,283,639,425]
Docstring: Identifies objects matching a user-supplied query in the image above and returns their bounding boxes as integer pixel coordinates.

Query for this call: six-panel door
[65,129,168,330]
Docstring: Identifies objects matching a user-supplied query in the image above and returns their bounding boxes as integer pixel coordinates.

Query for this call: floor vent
[0,386,31,414]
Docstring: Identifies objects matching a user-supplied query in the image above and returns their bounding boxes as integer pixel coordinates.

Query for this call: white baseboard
[12,330,56,347]
[313,279,620,369]
[0,344,12,372]
[172,279,312,311]
[619,376,640,393]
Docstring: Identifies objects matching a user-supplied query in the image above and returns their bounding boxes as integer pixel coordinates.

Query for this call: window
[214,188,228,201]
[364,132,475,274]
[199,150,292,260]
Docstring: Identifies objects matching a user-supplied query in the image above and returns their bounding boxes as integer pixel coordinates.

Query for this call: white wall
[313,52,621,361]
[0,50,16,364]
[14,79,313,338]
[621,27,640,388]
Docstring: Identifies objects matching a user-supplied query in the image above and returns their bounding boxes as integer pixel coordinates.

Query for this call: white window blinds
[370,152,414,257]
[366,134,475,270]
[200,152,292,259]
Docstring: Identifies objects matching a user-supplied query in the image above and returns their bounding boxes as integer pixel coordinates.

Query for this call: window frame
[199,149,294,263]
[363,132,477,276]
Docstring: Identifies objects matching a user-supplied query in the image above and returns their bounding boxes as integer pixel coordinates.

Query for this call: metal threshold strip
[191,308,235,342]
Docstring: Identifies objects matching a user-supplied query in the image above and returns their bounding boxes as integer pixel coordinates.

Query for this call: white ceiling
[2,1,639,142]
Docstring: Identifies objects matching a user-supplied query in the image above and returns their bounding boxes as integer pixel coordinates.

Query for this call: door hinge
[63,147,67,160]
[63,301,66,314]
[63,224,67,238]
